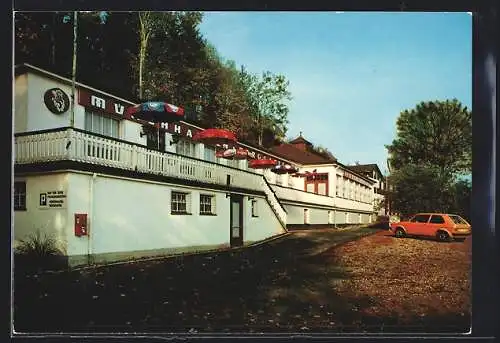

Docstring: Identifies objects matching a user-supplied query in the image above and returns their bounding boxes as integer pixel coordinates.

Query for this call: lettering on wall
[80,89,284,164]
[79,89,131,116]
[39,190,67,209]
[343,170,371,187]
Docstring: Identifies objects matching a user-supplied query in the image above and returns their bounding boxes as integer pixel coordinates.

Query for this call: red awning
[271,164,299,174]
[192,128,237,146]
[216,148,249,160]
[248,159,277,169]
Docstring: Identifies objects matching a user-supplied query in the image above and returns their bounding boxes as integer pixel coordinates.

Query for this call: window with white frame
[199,194,215,215]
[204,146,216,162]
[14,181,26,211]
[176,140,196,158]
[251,199,258,217]
[171,191,190,214]
[84,109,120,138]
[227,158,239,169]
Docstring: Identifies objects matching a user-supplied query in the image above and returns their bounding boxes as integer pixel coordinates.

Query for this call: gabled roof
[289,135,312,146]
[346,163,384,178]
[270,143,335,165]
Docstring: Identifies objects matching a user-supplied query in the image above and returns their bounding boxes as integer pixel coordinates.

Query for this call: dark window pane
[430,215,445,224]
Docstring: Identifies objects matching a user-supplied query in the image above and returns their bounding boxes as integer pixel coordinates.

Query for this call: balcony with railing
[14,127,287,227]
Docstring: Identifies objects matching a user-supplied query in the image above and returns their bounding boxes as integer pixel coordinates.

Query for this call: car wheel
[436,231,450,242]
[395,228,406,238]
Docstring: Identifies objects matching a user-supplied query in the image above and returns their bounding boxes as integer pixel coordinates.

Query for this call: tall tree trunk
[138,12,151,100]
[50,13,56,66]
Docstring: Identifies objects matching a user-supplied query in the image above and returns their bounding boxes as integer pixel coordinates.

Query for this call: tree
[137,11,160,100]
[386,99,472,179]
[244,70,292,146]
[449,179,472,222]
[390,164,455,217]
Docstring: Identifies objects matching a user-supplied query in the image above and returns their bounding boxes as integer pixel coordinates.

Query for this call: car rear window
[449,215,468,224]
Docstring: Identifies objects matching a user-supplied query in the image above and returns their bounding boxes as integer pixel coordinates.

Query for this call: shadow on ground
[13,227,469,333]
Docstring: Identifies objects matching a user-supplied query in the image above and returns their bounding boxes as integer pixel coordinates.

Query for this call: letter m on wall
[91,95,106,109]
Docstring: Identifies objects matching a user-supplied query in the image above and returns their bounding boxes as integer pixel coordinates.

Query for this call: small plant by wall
[14,229,64,272]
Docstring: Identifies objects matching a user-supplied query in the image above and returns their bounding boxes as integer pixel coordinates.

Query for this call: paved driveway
[13,227,469,333]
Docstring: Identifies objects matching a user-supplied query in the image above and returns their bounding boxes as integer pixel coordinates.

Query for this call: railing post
[131,145,138,171]
[65,128,74,160]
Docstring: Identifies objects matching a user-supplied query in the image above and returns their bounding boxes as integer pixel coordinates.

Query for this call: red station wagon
[389,213,471,242]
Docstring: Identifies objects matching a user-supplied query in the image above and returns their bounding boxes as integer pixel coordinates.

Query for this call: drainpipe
[70,11,78,129]
[87,172,97,264]
[334,209,337,229]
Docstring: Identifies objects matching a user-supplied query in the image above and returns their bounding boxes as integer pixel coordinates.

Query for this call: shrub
[16,229,63,258]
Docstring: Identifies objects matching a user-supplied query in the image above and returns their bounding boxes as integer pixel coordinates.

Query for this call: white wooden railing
[271,184,336,208]
[14,128,287,228]
[261,177,287,228]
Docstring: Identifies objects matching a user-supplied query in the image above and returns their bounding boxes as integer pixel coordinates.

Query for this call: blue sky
[198,12,472,174]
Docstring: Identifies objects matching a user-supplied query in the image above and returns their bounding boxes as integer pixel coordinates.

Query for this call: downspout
[87,172,97,264]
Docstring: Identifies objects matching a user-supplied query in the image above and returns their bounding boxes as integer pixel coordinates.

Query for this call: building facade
[346,163,388,217]
[13,64,380,267]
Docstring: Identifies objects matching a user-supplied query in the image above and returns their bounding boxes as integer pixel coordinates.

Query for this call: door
[229,195,244,247]
[143,124,165,151]
[427,214,446,236]
[408,214,431,235]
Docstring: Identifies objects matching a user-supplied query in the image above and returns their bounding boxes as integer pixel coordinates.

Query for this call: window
[14,181,26,211]
[204,146,216,162]
[200,194,215,215]
[449,215,468,224]
[176,140,196,158]
[85,110,119,138]
[429,215,445,224]
[171,191,190,214]
[227,158,239,169]
[306,183,315,193]
[336,176,341,195]
[251,199,258,217]
[142,125,166,151]
[410,214,431,223]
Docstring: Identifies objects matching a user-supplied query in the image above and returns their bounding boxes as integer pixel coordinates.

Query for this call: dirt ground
[332,230,471,330]
[13,227,471,334]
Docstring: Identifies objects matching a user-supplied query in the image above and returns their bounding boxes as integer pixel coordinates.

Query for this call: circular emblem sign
[44,88,70,114]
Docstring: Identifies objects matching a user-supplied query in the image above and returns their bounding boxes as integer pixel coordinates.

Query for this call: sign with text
[78,89,131,117]
[80,89,282,164]
[343,171,371,187]
[39,190,67,209]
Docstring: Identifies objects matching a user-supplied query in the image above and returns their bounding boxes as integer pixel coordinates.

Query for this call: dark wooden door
[229,195,244,247]
[143,124,165,151]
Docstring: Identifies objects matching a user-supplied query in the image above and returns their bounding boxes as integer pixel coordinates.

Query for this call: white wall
[14,74,28,133]
[66,173,284,258]
[285,204,329,225]
[336,197,373,212]
[25,73,73,132]
[14,173,69,254]
[243,196,285,243]
[121,119,147,146]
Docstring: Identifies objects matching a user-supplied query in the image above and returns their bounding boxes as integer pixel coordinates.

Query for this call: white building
[345,163,388,217]
[13,64,378,267]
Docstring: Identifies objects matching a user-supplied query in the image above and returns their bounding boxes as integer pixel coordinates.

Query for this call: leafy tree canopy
[386,99,472,179]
